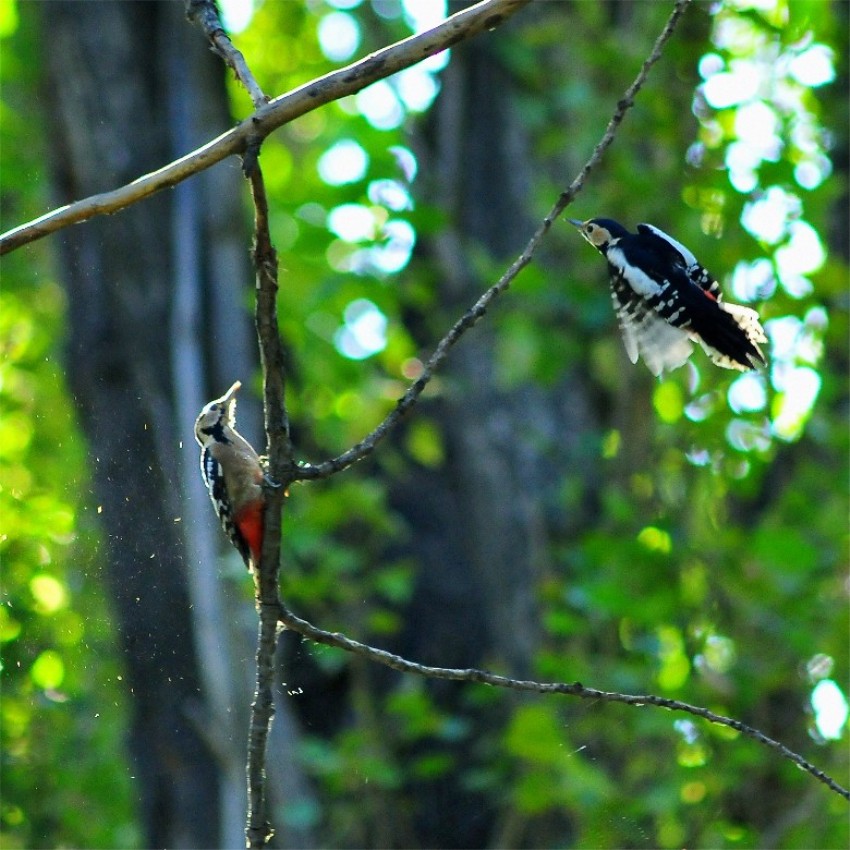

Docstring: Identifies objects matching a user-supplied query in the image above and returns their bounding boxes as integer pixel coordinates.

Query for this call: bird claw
[263,472,283,489]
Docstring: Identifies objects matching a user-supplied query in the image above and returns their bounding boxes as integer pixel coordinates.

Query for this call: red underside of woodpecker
[234,502,264,566]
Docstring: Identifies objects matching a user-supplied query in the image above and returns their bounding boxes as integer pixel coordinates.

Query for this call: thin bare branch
[294,0,692,481]
[246,164,291,850]
[276,603,850,802]
[0,0,531,256]
[185,0,268,109]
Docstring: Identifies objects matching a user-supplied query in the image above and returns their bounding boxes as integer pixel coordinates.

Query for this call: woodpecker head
[194,381,241,446]
[568,218,630,254]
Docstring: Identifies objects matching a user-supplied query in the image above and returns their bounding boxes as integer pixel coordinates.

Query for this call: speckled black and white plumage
[570,218,767,376]
[194,381,265,569]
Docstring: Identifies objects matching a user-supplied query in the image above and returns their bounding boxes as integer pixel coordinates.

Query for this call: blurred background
[1,0,847,847]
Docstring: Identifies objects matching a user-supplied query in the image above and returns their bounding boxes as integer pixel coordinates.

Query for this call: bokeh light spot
[318,139,369,186]
[318,11,361,63]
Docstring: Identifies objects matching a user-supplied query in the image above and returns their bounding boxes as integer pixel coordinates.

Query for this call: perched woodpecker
[569,218,767,376]
[194,381,264,570]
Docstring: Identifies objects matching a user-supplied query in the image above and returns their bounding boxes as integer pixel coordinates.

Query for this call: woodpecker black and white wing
[637,223,723,300]
[635,235,767,370]
[574,217,768,374]
[200,447,221,504]
[610,274,694,377]
[637,223,698,267]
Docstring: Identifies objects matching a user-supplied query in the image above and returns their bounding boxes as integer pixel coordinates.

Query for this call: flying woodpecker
[569,218,767,376]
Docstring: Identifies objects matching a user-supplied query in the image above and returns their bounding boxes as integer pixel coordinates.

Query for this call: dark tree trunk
[39,3,269,846]
[386,19,601,847]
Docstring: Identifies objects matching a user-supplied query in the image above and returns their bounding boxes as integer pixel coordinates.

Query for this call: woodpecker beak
[567,218,584,229]
[219,380,242,405]
[214,381,242,426]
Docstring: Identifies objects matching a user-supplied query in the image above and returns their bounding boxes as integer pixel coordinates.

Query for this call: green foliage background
[1,0,847,847]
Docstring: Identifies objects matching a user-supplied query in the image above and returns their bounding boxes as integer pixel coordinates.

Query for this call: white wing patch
[638,223,724,300]
[605,246,662,298]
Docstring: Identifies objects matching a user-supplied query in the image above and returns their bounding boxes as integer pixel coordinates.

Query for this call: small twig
[246,607,278,849]
[0,0,530,256]
[275,603,850,802]
[250,166,292,480]
[294,0,692,481]
[185,0,268,109]
[246,164,293,849]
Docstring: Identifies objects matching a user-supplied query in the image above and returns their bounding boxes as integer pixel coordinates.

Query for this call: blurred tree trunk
[40,3,316,846]
[43,3,226,845]
[388,12,601,846]
[384,4,712,846]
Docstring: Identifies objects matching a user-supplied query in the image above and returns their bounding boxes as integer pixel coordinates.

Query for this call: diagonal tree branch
[0,0,531,256]
[293,0,692,481]
[275,602,850,802]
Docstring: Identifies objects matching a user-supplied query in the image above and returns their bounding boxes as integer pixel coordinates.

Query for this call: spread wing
[609,272,694,377]
[635,224,767,369]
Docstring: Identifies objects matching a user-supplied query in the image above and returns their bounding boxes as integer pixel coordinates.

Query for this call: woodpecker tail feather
[720,302,768,344]
[696,302,767,371]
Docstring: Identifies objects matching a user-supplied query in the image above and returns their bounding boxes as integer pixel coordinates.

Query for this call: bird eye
[587,225,595,232]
